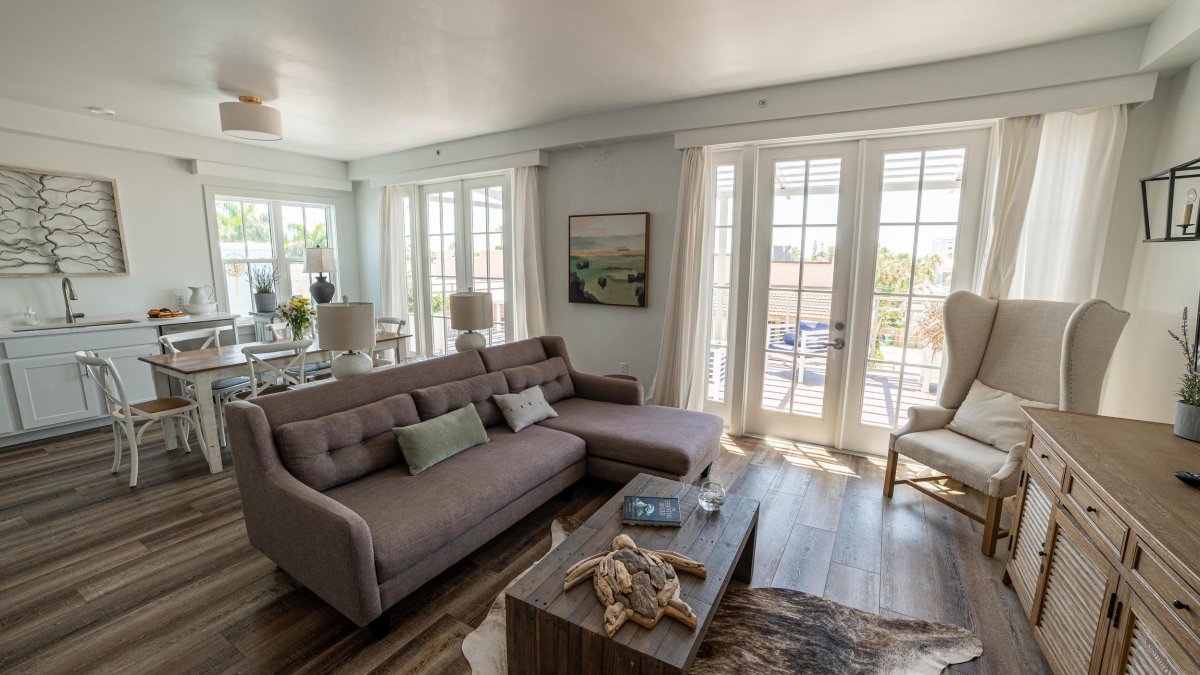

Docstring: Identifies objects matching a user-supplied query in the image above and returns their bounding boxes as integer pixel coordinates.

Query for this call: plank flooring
[0,427,1049,674]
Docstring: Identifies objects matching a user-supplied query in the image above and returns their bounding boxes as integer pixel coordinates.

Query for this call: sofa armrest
[225,401,382,626]
[889,404,956,450]
[571,371,644,406]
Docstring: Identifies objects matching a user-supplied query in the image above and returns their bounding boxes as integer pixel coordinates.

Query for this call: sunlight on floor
[761,438,858,476]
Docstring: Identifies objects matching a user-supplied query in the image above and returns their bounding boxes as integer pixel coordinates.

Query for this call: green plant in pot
[248,266,280,313]
[1168,307,1200,442]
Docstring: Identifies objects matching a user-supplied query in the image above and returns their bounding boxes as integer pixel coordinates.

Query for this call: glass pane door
[744,142,858,445]
[422,184,458,355]
[840,129,990,453]
[465,178,510,347]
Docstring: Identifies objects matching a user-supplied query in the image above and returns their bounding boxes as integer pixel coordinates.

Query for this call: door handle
[821,338,845,350]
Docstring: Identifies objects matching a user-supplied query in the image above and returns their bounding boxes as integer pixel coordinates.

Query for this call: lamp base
[455,330,487,352]
[310,275,336,304]
[331,351,372,379]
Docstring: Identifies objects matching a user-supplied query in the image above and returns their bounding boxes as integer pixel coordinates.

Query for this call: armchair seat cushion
[538,398,721,479]
[893,429,1013,497]
[324,424,585,583]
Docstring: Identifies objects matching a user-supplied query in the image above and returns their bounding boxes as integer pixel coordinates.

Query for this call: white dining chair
[75,350,206,487]
[372,316,407,367]
[240,340,314,398]
[159,327,250,446]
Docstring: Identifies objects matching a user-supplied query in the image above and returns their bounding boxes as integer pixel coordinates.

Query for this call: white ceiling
[0,0,1171,161]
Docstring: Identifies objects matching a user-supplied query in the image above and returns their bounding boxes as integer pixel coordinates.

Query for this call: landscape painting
[569,212,648,307]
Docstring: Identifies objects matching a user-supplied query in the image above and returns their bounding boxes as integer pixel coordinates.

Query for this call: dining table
[139,331,411,473]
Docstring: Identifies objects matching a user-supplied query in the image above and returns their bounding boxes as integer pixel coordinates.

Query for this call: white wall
[1102,64,1200,422]
[542,137,681,385]
[0,130,360,323]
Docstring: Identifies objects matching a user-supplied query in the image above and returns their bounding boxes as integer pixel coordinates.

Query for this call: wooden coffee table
[506,473,759,675]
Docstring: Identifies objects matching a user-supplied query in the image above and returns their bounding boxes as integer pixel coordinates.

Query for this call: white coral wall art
[0,167,129,276]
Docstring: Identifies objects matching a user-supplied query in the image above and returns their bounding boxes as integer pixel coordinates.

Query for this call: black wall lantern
[1140,156,1200,242]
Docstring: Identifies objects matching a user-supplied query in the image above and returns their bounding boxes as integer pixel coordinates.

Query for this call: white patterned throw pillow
[492,386,558,433]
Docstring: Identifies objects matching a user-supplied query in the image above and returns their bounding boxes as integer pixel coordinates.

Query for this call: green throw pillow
[393,404,489,475]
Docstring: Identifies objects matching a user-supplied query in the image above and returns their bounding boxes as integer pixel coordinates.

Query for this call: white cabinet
[7,353,105,429]
[0,372,14,435]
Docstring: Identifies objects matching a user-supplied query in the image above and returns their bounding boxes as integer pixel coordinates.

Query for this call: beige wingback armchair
[885,290,1130,555]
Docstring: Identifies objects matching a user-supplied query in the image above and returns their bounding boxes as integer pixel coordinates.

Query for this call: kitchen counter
[0,312,241,338]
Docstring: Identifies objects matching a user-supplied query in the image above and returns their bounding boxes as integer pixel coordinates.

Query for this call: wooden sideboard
[1006,409,1200,674]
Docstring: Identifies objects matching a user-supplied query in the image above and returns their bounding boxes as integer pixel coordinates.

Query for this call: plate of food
[147,308,189,320]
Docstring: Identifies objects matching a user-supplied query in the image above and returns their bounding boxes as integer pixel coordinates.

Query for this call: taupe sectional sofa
[225,336,722,628]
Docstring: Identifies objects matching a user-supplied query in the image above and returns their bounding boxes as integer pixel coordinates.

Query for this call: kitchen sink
[8,319,143,332]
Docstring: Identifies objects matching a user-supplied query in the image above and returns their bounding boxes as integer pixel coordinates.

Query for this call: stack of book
[621,495,682,527]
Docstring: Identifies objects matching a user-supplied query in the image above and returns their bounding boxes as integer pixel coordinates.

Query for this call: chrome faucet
[62,277,84,323]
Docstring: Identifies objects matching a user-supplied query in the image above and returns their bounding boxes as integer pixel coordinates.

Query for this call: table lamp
[317,302,376,378]
[450,290,493,351]
[304,247,337,304]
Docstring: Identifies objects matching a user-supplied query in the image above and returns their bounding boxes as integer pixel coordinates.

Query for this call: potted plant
[1168,307,1200,442]
[248,266,279,313]
[277,296,318,341]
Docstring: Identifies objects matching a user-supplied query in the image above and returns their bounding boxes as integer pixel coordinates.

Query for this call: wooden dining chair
[240,340,314,398]
[372,316,407,367]
[159,327,250,446]
[75,351,206,487]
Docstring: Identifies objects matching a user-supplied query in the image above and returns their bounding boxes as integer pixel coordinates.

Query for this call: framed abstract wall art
[0,166,129,276]
[568,212,648,307]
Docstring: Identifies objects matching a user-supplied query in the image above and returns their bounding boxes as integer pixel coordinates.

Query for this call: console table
[1007,409,1200,674]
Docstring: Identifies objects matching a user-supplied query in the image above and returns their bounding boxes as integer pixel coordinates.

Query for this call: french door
[711,128,991,454]
[415,175,512,356]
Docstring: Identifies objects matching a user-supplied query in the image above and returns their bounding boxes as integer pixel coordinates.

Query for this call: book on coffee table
[622,495,682,527]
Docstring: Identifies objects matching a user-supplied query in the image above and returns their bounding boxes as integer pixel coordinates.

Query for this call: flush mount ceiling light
[87,107,116,116]
[219,95,282,141]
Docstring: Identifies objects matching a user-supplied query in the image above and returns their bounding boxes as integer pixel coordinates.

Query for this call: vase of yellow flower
[277,297,318,341]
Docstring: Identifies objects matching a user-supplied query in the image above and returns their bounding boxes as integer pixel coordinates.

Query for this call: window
[406,175,511,356]
[860,148,965,428]
[210,194,336,315]
[707,162,737,403]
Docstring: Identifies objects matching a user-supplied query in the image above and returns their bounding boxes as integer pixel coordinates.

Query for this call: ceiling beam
[1141,0,1200,71]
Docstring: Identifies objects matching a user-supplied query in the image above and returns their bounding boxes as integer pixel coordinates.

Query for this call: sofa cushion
[494,386,559,432]
[538,398,722,479]
[894,428,1011,497]
[411,371,508,427]
[274,393,420,491]
[323,424,586,582]
[254,350,487,428]
[393,404,490,475]
[501,357,575,403]
[478,337,550,372]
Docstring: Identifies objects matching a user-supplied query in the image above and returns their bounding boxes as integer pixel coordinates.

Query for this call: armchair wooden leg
[981,496,1003,556]
[883,449,899,498]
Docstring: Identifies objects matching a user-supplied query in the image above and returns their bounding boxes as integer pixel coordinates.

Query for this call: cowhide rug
[462,516,581,675]
[691,587,982,675]
[464,520,982,675]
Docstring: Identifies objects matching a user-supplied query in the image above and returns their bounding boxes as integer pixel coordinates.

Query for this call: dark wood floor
[0,428,1049,674]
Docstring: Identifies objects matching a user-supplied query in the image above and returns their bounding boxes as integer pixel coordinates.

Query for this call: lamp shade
[316,302,375,352]
[219,96,282,141]
[304,247,337,274]
[450,291,493,331]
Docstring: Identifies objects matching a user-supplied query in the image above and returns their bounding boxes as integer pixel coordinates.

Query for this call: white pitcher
[186,285,215,305]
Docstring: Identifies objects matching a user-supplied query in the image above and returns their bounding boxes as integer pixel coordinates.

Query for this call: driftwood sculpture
[563,533,707,637]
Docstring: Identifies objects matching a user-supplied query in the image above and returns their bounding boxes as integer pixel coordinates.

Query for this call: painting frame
[568,212,649,308]
[0,165,130,277]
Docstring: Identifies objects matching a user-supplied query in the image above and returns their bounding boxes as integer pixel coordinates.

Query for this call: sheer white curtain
[652,147,712,409]
[379,184,425,347]
[511,166,547,339]
[977,115,1043,299]
[1009,106,1128,302]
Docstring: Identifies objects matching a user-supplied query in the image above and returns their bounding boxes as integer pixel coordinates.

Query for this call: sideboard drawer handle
[1040,453,1048,460]
[1085,506,1097,513]
[1174,600,1191,611]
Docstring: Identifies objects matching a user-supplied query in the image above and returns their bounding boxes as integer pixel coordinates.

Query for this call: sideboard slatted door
[1105,585,1199,675]
[1032,507,1120,675]
[1008,467,1055,615]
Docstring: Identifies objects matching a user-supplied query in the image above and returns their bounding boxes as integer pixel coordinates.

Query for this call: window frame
[202,186,339,319]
